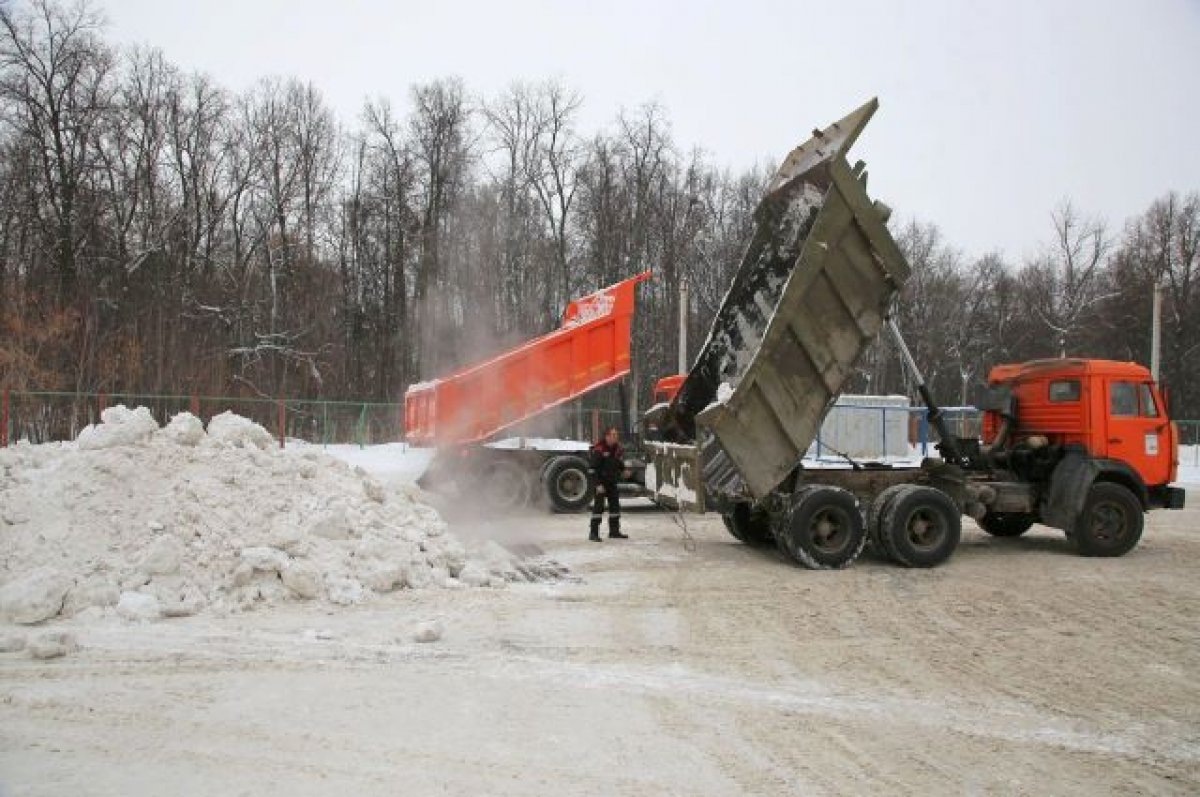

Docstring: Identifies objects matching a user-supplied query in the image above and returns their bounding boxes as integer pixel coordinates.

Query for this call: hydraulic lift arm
[886,317,965,465]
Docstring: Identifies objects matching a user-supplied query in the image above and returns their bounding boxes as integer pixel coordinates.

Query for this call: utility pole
[1151,278,1163,381]
[678,279,689,374]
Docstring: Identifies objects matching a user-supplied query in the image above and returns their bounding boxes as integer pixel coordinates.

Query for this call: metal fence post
[1,388,8,447]
[357,403,368,448]
[190,393,200,417]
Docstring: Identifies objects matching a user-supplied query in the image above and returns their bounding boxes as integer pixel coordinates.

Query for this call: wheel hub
[1091,501,1126,542]
[809,509,848,552]
[907,509,943,550]
[556,470,587,502]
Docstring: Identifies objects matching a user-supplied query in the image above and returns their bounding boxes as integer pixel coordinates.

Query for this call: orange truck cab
[640,374,687,442]
[982,359,1185,515]
[652,375,686,406]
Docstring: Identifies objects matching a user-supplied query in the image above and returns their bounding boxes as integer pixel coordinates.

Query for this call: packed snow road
[2,491,1199,794]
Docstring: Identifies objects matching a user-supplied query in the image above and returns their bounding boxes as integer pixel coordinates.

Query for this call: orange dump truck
[644,98,1185,569]
[406,272,655,510]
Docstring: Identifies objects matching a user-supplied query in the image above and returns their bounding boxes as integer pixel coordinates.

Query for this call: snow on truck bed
[0,406,559,629]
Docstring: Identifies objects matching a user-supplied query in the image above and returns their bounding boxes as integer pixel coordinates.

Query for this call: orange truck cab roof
[988,358,1153,384]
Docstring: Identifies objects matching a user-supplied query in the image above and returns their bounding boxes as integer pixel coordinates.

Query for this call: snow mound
[76,405,159,450]
[206,410,277,450]
[0,406,555,626]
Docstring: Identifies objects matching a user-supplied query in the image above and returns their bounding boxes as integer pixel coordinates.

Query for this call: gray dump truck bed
[650,99,912,506]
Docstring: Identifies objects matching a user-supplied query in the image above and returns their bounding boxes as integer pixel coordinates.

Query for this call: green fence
[0,390,630,448]
[0,390,402,448]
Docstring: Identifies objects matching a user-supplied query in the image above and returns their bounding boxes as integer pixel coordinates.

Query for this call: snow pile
[0,406,550,626]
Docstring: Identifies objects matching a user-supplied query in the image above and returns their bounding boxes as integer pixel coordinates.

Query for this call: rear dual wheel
[720,503,774,548]
[869,485,961,568]
[542,455,594,512]
[777,486,867,570]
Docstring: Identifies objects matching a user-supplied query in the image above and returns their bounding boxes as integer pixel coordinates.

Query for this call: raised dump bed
[405,272,650,446]
[654,98,912,502]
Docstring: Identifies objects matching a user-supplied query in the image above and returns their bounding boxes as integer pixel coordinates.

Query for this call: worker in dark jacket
[589,426,629,541]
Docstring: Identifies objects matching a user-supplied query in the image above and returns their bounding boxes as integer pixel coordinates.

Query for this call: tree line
[1,0,1197,421]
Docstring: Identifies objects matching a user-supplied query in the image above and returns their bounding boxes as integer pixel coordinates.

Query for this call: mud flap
[1041,453,1100,531]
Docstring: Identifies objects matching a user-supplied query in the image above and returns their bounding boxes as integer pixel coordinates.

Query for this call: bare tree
[527,81,582,320]
[1022,200,1114,357]
[1114,192,1200,414]
[359,96,417,394]
[409,77,470,376]
[0,0,113,297]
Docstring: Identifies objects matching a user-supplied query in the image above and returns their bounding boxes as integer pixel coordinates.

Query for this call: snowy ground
[3,439,1199,795]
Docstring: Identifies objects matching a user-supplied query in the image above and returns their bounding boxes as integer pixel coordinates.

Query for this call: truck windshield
[1139,384,1159,418]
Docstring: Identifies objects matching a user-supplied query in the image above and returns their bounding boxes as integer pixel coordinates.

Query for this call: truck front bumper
[1164,486,1187,510]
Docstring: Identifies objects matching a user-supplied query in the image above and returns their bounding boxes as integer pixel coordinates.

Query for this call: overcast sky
[98,0,1200,262]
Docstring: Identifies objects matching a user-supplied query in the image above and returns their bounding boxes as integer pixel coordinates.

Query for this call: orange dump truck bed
[404,272,651,446]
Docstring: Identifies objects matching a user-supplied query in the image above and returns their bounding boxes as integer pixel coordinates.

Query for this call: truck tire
[1070,482,1143,557]
[779,486,867,570]
[978,512,1035,537]
[878,485,961,568]
[480,460,533,510]
[866,484,910,560]
[542,456,594,513]
[720,504,774,548]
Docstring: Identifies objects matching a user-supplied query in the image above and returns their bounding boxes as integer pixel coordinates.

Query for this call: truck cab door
[1105,380,1171,487]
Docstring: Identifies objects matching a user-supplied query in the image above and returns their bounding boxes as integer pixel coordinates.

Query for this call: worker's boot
[589,517,602,542]
[608,517,628,539]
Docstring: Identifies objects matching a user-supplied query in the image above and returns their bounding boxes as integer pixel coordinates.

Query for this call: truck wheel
[780,486,867,570]
[542,456,594,513]
[480,460,532,510]
[720,504,774,547]
[978,512,1035,537]
[1071,482,1143,557]
[879,486,961,568]
[867,484,911,560]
